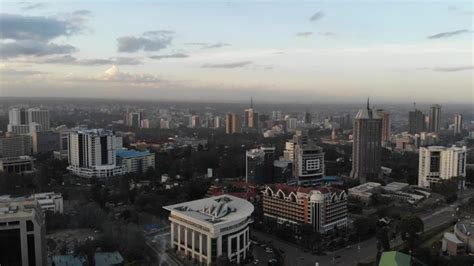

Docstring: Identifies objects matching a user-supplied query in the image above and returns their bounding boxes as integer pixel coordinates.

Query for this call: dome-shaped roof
[310,191,325,202]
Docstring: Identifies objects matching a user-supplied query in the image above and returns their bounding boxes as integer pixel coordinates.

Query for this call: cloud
[184,42,208,46]
[149,53,189,60]
[310,11,324,21]
[28,55,142,65]
[203,42,230,49]
[0,66,45,77]
[0,13,83,41]
[117,31,174,53]
[296,32,313,37]
[20,2,47,11]
[319,32,335,36]
[427,29,471,39]
[431,66,473,72]
[96,65,161,83]
[72,10,92,16]
[0,40,76,58]
[202,61,253,69]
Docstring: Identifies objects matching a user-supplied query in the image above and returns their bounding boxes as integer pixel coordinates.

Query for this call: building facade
[429,104,441,133]
[67,129,123,178]
[0,156,35,174]
[262,184,347,233]
[164,195,254,265]
[0,135,32,158]
[376,109,390,147]
[409,109,426,134]
[116,149,155,174]
[454,114,463,135]
[350,100,382,183]
[225,113,241,134]
[0,199,46,266]
[31,131,59,154]
[418,146,467,188]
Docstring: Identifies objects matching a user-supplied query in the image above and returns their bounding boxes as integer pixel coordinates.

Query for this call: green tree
[398,215,424,250]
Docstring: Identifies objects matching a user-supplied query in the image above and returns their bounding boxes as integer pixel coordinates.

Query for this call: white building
[418,146,467,188]
[164,195,254,265]
[116,149,155,174]
[0,192,63,214]
[67,128,123,178]
[0,198,46,266]
[7,108,50,135]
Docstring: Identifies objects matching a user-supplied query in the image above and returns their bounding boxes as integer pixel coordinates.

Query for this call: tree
[398,215,424,250]
[353,217,376,240]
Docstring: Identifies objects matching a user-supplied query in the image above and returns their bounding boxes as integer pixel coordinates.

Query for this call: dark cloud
[149,53,189,60]
[20,2,47,11]
[0,67,45,77]
[0,40,76,58]
[117,31,174,53]
[202,61,253,69]
[296,32,313,37]
[432,66,473,72]
[0,13,82,41]
[30,55,142,65]
[427,29,471,39]
[310,11,324,21]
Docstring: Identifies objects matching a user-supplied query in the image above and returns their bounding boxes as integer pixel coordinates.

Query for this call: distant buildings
[408,108,426,134]
[376,109,390,147]
[67,128,123,178]
[0,198,46,266]
[262,184,347,233]
[163,195,254,264]
[0,134,32,158]
[244,99,258,129]
[125,109,142,128]
[454,114,463,135]
[418,146,467,188]
[7,107,50,135]
[350,100,382,183]
[225,113,241,134]
[429,104,441,133]
[116,149,155,174]
[0,156,35,174]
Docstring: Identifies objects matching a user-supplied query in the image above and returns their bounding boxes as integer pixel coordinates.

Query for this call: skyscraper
[429,104,441,133]
[454,114,463,135]
[245,148,264,184]
[304,112,312,124]
[350,99,382,183]
[26,108,50,130]
[376,109,390,146]
[7,107,50,135]
[67,128,123,178]
[418,146,467,188]
[244,98,258,128]
[409,108,425,134]
[225,113,241,134]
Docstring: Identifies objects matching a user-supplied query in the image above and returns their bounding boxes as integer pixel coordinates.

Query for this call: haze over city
[0,0,472,103]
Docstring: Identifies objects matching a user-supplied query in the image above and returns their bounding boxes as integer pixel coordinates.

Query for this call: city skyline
[0,0,472,103]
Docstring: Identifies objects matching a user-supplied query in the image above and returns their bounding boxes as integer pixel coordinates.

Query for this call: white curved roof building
[164,195,254,265]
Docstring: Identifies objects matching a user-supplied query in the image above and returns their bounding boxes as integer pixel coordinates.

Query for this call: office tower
[304,112,312,124]
[350,99,382,183]
[125,110,142,128]
[0,135,32,158]
[160,119,170,129]
[244,98,259,128]
[272,110,282,121]
[225,113,241,134]
[54,128,70,160]
[287,117,297,130]
[0,198,46,266]
[454,114,463,135]
[418,146,467,188]
[31,131,59,153]
[7,107,49,135]
[429,104,441,133]
[409,109,426,134]
[26,108,50,130]
[191,115,200,128]
[164,195,253,264]
[246,149,264,184]
[67,128,123,178]
[376,109,390,146]
[213,116,222,129]
[261,147,275,183]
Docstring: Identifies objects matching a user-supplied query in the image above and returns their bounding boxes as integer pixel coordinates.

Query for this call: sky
[0,0,472,103]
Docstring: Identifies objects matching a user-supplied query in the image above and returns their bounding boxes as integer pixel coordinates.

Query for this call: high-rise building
[0,135,32,158]
[262,184,347,233]
[454,114,463,135]
[191,115,201,128]
[376,109,390,146]
[125,110,142,128]
[7,108,49,135]
[26,108,50,130]
[164,195,254,264]
[0,198,46,266]
[429,104,441,133]
[116,149,155,174]
[350,100,382,183]
[245,149,264,184]
[409,109,425,134]
[304,112,312,124]
[225,113,241,134]
[244,98,258,129]
[272,110,282,121]
[8,107,27,125]
[418,146,467,188]
[67,128,123,178]
[287,117,297,131]
[213,116,222,129]
[31,131,59,153]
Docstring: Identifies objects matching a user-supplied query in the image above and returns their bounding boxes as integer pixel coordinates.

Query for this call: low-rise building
[164,195,254,265]
[0,198,46,266]
[348,182,382,203]
[262,184,347,233]
[0,192,63,214]
[0,156,35,174]
[453,219,474,253]
[442,232,465,256]
[116,149,155,174]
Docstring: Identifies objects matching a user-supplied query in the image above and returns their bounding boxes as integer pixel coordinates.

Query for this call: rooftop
[378,251,411,266]
[383,182,409,192]
[0,199,41,219]
[94,252,124,266]
[266,183,341,195]
[72,128,114,136]
[444,232,464,244]
[116,149,152,158]
[163,195,254,226]
[348,182,382,193]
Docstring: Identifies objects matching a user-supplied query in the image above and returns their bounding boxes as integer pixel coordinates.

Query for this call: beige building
[0,199,46,266]
[418,146,467,188]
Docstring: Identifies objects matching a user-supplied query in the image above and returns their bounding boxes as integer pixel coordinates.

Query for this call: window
[306,159,320,171]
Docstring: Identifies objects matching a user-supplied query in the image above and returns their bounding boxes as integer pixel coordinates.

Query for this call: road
[252,204,458,266]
